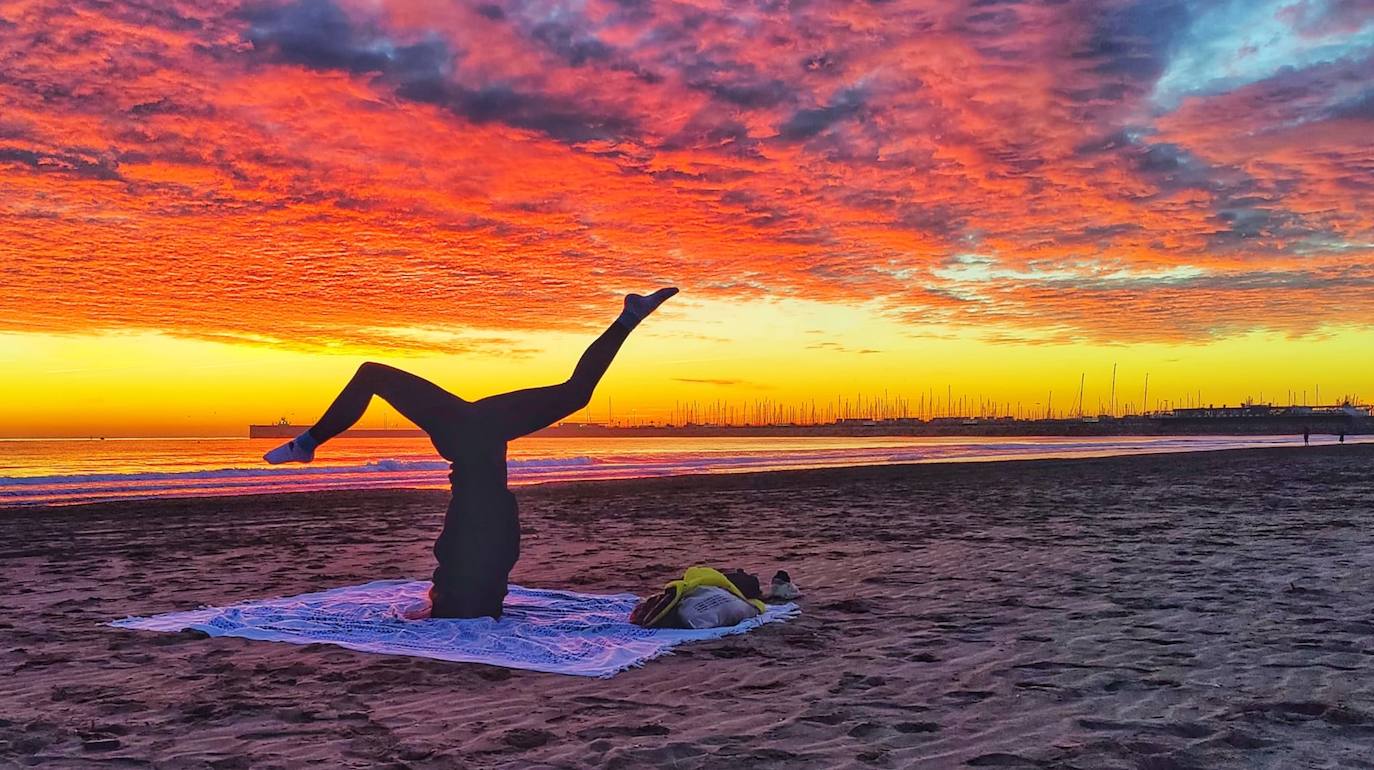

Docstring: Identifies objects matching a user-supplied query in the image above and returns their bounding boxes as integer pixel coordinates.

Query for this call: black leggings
[304,320,631,618]
[308,320,630,449]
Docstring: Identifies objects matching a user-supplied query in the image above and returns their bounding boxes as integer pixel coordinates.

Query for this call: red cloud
[1,0,1371,350]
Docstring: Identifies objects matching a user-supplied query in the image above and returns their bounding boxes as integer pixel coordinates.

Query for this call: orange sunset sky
[1,0,1372,437]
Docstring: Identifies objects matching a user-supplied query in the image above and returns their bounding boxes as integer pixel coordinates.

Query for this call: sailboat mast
[1110,363,1117,417]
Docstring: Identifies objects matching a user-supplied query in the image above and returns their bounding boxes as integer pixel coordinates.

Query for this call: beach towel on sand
[111,580,800,678]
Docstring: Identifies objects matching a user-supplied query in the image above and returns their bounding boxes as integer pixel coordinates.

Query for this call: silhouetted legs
[271,288,677,462]
[288,318,629,459]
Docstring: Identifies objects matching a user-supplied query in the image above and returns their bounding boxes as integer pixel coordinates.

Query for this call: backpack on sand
[629,566,767,628]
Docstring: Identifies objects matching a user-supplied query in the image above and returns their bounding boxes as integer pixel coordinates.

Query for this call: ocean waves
[0,434,1354,508]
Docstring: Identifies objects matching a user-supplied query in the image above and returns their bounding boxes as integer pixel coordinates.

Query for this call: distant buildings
[1161,404,1373,419]
[253,403,1373,438]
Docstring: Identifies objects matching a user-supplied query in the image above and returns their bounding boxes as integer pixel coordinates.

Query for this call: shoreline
[3,441,1363,517]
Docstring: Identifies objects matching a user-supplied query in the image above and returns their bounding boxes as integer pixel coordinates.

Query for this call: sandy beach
[3,445,1373,769]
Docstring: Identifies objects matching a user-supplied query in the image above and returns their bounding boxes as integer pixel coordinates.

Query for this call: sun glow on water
[2,434,1366,508]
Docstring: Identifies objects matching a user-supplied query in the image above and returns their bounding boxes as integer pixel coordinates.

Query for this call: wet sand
[3,445,1373,769]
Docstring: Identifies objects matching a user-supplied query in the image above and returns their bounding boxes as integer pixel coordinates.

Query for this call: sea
[1,433,1362,508]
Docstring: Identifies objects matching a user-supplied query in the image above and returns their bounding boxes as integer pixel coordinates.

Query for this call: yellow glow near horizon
[2,297,1371,438]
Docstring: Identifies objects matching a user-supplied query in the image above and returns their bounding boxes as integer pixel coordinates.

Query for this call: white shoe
[263,434,316,464]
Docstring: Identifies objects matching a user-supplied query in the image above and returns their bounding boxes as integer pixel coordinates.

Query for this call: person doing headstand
[262,288,678,619]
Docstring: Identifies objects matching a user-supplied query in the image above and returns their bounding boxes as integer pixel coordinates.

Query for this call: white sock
[263,431,318,464]
[616,287,678,330]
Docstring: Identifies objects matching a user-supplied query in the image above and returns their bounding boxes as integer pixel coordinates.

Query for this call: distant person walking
[1339,430,1346,444]
[262,288,678,619]
[1303,426,1311,446]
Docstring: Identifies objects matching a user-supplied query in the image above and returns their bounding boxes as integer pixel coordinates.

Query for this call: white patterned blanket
[111,579,800,678]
